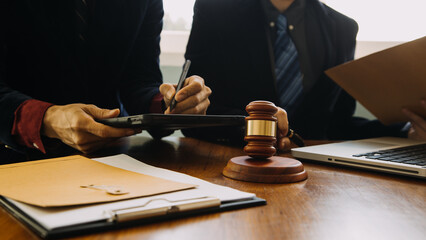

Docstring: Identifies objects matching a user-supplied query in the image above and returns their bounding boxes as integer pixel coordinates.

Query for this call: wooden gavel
[244,100,279,158]
[222,100,308,183]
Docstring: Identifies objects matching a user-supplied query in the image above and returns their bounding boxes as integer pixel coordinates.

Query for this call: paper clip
[80,184,129,195]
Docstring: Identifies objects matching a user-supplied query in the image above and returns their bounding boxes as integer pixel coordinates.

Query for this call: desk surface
[1,136,425,240]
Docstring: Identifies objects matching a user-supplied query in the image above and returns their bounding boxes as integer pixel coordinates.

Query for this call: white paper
[7,154,255,230]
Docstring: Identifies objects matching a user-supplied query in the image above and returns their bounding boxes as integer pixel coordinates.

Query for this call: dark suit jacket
[0,0,163,151]
[184,0,405,142]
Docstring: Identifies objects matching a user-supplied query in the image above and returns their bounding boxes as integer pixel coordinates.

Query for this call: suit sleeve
[0,11,33,151]
[118,0,163,115]
[183,0,246,143]
[185,0,246,116]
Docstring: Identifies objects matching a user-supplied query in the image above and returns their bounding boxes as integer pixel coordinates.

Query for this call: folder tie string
[274,14,303,115]
[81,184,129,195]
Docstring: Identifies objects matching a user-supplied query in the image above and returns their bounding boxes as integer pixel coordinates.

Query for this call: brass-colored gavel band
[246,120,276,137]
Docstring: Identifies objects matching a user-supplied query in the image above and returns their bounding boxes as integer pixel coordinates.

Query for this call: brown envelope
[326,36,426,125]
[0,155,196,207]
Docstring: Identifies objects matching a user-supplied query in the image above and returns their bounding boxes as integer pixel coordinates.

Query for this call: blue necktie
[274,14,303,114]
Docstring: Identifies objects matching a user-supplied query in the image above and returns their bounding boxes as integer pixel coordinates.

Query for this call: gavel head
[244,101,278,159]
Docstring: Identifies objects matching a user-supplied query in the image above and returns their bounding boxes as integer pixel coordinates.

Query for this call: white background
[163,0,426,41]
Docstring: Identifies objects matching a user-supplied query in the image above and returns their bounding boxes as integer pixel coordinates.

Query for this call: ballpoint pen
[169,59,191,112]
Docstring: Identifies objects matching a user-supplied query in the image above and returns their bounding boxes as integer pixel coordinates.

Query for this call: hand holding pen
[159,60,212,114]
[169,60,191,112]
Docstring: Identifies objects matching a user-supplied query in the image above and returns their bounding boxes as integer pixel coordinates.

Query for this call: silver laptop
[291,137,426,178]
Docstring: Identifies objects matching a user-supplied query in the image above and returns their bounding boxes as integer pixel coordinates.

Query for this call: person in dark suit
[0,0,211,161]
[184,0,415,149]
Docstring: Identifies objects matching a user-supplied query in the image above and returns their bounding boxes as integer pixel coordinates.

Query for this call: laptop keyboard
[353,144,426,167]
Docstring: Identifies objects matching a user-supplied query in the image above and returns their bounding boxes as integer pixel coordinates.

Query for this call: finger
[159,83,176,106]
[410,122,426,140]
[407,126,420,140]
[89,121,139,138]
[277,137,291,151]
[402,108,426,132]
[174,76,204,102]
[79,114,138,138]
[79,105,138,137]
[83,105,120,119]
[171,85,211,114]
[164,107,171,114]
[172,90,206,113]
[407,127,416,139]
[61,128,124,148]
[72,137,119,154]
[275,107,289,136]
[173,97,210,114]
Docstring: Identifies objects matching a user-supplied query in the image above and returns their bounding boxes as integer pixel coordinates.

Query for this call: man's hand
[42,104,139,153]
[402,100,426,140]
[160,75,211,114]
[275,107,291,151]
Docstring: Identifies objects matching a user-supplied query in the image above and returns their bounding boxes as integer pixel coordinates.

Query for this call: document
[0,154,262,238]
[326,36,426,125]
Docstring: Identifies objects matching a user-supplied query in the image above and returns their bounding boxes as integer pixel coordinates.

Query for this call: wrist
[41,105,60,139]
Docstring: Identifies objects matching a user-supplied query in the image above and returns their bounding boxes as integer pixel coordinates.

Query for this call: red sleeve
[149,93,164,113]
[11,99,53,153]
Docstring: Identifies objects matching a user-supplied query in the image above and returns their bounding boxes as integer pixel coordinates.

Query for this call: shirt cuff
[11,99,53,153]
[150,93,164,113]
[401,122,411,132]
[400,122,411,137]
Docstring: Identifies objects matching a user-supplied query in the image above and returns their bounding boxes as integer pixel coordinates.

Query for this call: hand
[402,100,426,140]
[275,107,291,151]
[42,104,139,153]
[160,75,212,114]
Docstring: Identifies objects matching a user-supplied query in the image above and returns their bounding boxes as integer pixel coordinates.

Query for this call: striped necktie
[274,14,303,115]
[75,0,89,44]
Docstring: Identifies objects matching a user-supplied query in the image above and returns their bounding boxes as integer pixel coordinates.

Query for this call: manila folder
[0,155,196,207]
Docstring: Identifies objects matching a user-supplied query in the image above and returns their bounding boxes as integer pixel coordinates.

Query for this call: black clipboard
[0,196,266,239]
[0,154,265,239]
[96,114,246,130]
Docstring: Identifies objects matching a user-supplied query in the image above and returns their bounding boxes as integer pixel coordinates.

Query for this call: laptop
[291,137,426,178]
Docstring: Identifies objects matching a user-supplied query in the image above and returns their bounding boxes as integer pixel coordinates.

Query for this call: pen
[169,59,191,112]
[286,129,305,147]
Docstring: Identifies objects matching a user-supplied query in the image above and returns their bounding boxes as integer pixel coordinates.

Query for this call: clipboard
[325,36,426,125]
[96,114,246,130]
[0,155,265,239]
[0,196,265,239]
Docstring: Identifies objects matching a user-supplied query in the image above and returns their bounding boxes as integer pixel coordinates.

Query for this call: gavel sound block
[222,101,308,183]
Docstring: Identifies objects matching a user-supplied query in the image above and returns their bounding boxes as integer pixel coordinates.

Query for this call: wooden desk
[1,136,425,240]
